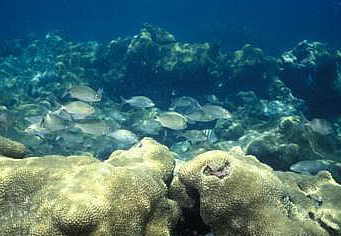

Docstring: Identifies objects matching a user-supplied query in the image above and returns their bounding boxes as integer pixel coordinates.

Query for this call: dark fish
[290,159,341,183]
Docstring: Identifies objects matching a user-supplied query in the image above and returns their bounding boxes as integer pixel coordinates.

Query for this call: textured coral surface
[0,135,27,159]
[173,147,341,236]
[0,138,180,236]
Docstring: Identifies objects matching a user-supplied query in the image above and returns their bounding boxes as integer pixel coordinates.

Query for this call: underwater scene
[0,1,341,235]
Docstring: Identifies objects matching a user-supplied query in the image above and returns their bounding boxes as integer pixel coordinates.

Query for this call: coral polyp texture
[0,138,180,236]
[172,147,341,236]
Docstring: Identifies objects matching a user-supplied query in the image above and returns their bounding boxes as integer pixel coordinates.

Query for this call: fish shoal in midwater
[63,85,103,102]
[155,111,188,130]
[107,129,139,145]
[121,96,155,108]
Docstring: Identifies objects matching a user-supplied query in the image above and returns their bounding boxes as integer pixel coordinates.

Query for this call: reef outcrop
[0,138,180,236]
[0,135,28,158]
[171,147,341,236]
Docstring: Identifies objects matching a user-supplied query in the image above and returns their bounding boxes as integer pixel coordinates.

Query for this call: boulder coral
[0,137,180,236]
[171,147,341,236]
[0,135,28,158]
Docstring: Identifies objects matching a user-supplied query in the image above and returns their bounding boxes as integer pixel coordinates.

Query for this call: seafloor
[0,25,341,235]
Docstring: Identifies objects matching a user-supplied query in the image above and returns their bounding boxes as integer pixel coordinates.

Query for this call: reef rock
[0,137,180,236]
[171,147,341,236]
[281,40,341,116]
[0,135,28,158]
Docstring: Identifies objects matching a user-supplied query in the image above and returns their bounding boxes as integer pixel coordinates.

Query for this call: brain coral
[172,147,341,236]
[0,137,180,236]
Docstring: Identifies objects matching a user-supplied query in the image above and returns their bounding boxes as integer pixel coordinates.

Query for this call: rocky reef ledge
[0,137,340,236]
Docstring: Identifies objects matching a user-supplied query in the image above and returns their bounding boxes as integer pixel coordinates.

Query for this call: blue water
[1,0,340,54]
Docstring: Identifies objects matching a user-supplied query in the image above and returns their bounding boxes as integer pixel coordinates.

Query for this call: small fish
[155,111,188,130]
[58,101,95,119]
[305,118,333,135]
[40,112,68,131]
[178,129,218,144]
[290,159,341,182]
[63,85,103,102]
[133,119,162,135]
[107,129,139,145]
[169,96,202,115]
[185,109,214,122]
[121,96,155,108]
[74,120,111,136]
[201,104,232,120]
[25,123,50,138]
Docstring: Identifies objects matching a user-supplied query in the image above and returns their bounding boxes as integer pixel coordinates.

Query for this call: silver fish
[59,101,95,119]
[201,104,232,120]
[121,96,155,108]
[305,118,333,135]
[178,129,218,144]
[63,85,103,102]
[25,123,51,138]
[107,129,139,145]
[155,111,188,130]
[133,119,162,135]
[74,120,111,136]
[185,109,215,122]
[41,112,68,131]
[169,96,202,115]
